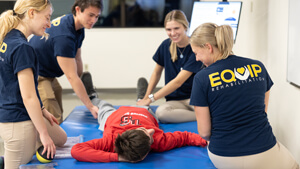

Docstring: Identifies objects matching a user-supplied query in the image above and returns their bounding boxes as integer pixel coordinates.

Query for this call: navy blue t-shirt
[0,29,42,122]
[29,14,85,78]
[153,38,203,101]
[190,55,276,156]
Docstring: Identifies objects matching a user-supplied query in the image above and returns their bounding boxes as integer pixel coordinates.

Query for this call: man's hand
[89,105,99,119]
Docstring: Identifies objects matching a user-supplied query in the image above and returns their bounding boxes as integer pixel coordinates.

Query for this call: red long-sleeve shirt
[71,106,207,162]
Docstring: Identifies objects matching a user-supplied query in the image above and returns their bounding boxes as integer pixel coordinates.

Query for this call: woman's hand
[39,132,56,159]
[42,109,59,126]
[136,98,151,106]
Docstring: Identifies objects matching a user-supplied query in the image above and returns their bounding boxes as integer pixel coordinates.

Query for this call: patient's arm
[71,137,118,163]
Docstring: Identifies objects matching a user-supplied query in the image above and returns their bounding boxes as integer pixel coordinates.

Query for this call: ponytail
[215,25,234,59]
[0,0,52,44]
[0,10,21,44]
[190,23,234,61]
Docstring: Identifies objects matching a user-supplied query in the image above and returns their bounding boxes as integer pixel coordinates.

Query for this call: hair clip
[12,10,17,16]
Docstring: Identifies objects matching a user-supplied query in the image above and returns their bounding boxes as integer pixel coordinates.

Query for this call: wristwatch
[148,94,155,103]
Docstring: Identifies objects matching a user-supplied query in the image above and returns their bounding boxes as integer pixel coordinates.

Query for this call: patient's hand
[118,155,130,162]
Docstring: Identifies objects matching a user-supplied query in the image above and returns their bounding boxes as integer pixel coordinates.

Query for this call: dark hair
[71,0,103,16]
[114,129,151,162]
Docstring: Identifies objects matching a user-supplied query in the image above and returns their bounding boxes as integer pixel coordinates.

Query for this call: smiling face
[165,20,187,44]
[75,5,101,29]
[191,43,214,67]
[30,5,53,36]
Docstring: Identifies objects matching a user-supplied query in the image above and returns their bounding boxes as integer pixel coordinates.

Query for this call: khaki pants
[156,99,195,123]
[208,142,299,169]
[38,76,63,124]
[0,119,67,169]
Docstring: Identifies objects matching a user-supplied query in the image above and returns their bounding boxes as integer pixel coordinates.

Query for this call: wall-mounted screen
[189,1,242,41]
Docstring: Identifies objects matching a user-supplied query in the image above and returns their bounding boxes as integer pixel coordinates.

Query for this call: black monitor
[0,1,15,14]
[189,1,242,42]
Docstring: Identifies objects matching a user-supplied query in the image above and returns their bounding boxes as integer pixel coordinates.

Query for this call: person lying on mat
[70,72,207,163]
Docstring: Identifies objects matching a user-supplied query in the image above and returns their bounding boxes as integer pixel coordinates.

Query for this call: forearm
[195,106,211,141]
[76,60,83,77]
[67,75,94,110]
[18,68,49,136]
[265,90,270,113]
[152,80,181,101]
[23,96,49,136]
[75,48,83,77]
[71,141,118,162]
[143,72,161,100]
[155,131,207,152]
[148,70,192,102]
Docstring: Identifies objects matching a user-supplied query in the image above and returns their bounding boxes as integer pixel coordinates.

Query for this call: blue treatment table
[26,105,216,169]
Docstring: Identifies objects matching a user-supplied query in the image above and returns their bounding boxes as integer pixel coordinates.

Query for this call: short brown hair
[71,0,103,16]
[114,129,151,162]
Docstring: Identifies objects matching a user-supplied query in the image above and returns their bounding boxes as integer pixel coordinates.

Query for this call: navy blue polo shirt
[0,29,42,122]
[153,38,203,101]
[29,14,85,78]
[190,55,276,156]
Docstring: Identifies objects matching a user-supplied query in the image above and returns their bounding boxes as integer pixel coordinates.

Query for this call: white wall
[58,0,300,163]
[267,0,300,164]
[58,28,167,88]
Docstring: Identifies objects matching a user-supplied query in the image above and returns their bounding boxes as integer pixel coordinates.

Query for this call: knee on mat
[156,107,173,123]
[55,130,68,147]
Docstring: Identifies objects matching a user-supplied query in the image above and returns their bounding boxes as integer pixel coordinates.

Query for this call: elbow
[66,74,79,84]
[199,131,211,141]
[21,95,37,106]
[66,74,75,81]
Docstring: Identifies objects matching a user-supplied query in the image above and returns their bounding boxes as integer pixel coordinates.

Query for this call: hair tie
[12,10,17,16]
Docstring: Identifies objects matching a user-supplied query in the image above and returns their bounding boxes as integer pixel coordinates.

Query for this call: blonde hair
[190,23,234,60]
[0,0,52,44]
[164,10,189,62]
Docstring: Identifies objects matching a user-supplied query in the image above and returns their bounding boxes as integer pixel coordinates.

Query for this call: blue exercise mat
[25,105,216,169]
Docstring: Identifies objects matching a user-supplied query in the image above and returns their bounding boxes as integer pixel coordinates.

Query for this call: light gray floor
[0,89,164,156]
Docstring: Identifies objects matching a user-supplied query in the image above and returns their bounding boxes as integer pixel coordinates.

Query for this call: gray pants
[91,98,158,131]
